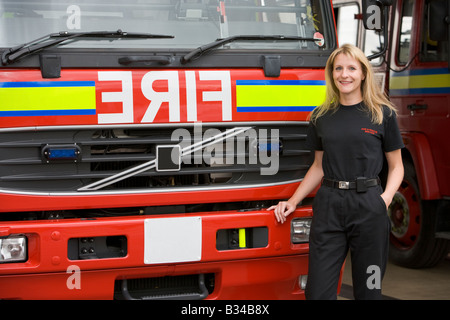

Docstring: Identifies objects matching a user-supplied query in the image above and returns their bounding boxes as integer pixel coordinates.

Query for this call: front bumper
[0,207,311,300]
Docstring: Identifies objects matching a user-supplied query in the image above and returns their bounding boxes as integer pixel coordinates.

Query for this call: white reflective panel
[144,216,202,264]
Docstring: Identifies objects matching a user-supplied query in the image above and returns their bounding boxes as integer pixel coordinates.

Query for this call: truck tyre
[388,161,449,268]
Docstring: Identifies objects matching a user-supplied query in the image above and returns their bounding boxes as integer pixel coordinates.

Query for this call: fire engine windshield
[0,0,332,51]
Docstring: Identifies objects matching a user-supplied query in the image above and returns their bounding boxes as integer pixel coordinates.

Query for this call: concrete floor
[339,253,450,300]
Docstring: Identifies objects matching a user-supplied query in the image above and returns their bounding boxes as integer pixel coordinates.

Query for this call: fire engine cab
[0,1,337,299]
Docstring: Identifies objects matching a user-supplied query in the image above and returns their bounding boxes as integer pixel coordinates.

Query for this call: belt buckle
[338,181,349,189]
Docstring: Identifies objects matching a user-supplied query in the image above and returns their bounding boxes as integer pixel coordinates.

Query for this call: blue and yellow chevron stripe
[390,68,450,95]
[236,80,325,112]
[0,81,96,117]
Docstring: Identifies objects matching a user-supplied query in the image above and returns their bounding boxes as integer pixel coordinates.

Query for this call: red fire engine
[334,0,450,268]
[0,1,338,299]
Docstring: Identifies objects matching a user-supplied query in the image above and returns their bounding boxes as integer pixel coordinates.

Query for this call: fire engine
[0,1,337,299]
[334,0,450,268]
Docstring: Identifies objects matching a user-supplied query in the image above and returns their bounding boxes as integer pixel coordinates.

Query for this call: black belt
[322,177,380,193]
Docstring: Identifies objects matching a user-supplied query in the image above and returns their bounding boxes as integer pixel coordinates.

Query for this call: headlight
[0,235,27,263]
[291,218,312,244]
[298,275,308,290]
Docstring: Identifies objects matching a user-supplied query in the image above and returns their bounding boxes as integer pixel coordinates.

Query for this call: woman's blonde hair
[310,44,396,125]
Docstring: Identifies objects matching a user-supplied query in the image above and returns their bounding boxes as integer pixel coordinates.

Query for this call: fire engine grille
[0,123,312,193]
[114,273,214,300]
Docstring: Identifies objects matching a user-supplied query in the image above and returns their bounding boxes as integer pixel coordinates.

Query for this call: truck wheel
[388,161,448,268]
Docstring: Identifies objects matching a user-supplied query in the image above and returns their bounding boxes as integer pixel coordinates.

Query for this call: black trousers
[305,184,391,300]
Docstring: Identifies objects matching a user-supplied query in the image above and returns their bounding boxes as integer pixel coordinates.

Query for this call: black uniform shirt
[306,102,404,181]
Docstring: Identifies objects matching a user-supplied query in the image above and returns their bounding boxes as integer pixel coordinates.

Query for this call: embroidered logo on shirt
[361,128,378,135]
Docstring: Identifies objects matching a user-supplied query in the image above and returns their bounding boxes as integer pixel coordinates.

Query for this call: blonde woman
[268,44,404,300]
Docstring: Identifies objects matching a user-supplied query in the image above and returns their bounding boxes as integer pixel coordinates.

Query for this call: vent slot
[114,274,214,300]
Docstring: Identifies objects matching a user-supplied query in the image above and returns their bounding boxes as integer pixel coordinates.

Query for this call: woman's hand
[380,193,392,210]
[382,149,404,210]
[267,201,296,224]
[267,151,324,224]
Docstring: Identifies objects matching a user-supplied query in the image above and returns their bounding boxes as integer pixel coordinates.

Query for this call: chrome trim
[0,121,309,133]
[0,179,302,196]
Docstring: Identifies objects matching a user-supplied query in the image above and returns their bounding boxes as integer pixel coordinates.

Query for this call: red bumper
[0,207,312,300]
[0,256,308,300]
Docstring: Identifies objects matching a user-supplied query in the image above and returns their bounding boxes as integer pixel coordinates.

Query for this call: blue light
[42,144,81,162]
[48,148,78,160]
[258,142,281,152]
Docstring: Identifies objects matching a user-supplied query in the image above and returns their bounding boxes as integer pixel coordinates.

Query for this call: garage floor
[338,253,450,300]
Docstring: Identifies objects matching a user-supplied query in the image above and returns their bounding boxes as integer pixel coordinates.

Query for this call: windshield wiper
[1,29,174,65]
[181,35,317,63]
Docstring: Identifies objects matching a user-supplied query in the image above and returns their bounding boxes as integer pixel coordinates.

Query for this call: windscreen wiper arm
[181,35,317,63]
[1,29,174,65]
